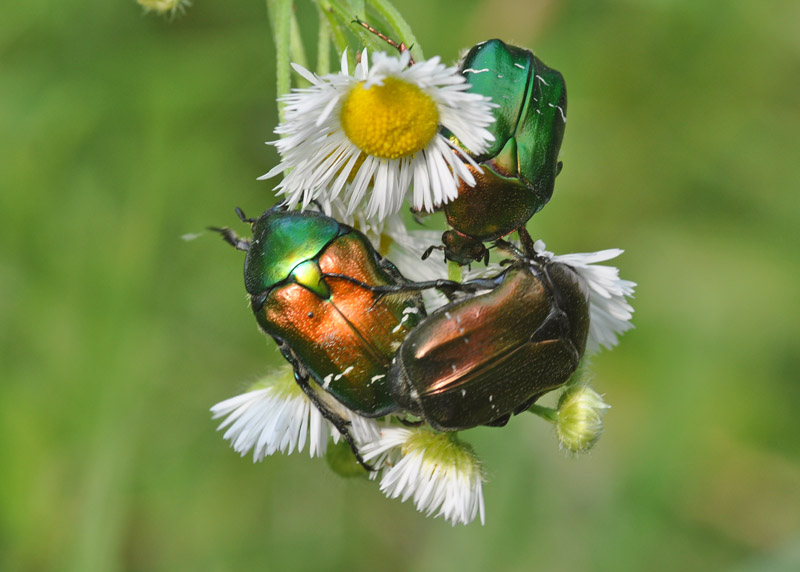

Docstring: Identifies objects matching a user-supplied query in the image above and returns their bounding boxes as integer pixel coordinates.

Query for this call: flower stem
[289,11,310,85]
[447,260,462,282]
[266,0,292,119]
[527,404,558,424]
[316,7,331,75]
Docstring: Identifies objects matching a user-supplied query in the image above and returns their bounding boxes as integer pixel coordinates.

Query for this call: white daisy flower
[534,240,636,354]
[555,385,610,453]
[210,366,380,461]
[361,427,486,526]
[262,49,496,221]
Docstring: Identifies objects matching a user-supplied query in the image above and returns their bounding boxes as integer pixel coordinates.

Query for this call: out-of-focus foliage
[1,1,799,571]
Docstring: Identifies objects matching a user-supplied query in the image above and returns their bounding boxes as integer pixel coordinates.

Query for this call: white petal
[536,242,636,353]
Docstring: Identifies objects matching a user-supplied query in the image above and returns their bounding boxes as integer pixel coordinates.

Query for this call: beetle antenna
[352,18,415,65]
[421,244,444,261]
[209,226,250,252]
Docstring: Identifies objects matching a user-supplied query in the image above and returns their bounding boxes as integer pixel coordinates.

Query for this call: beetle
[329,245,590,431]
[352,26,567,264]
[425,39,567,265]
[213,205,426,467]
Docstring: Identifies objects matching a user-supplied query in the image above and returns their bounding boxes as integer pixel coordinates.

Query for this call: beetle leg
[275,339,375,472]
[517,227,537,258]
[234,206,256,224]
[377,258,428,318]
[323,272,488,298]
[484,413,511,428]
[208,226,250,252]
[494,238,524,258]
[294,373,375,473]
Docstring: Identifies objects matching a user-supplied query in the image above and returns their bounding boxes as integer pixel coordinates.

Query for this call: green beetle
[429,39,567,264]
[213,205,425,466]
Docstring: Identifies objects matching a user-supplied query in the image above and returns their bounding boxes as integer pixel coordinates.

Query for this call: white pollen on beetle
[489,395,493,402]
[548,102,567,122]
[444,311,453,320]
[463,337,470,344]
[333,366,354,382]
[463,67,490,74]
[458,328,464,334]
[451,364,457,373]
[403,306,419,314]
[392,323,403,333]
[497,74,503,79]
[514,63,525,69]
[535,75,550,86]
[461,389,466,397]
[370,374,386,383]
[323,373,334,389]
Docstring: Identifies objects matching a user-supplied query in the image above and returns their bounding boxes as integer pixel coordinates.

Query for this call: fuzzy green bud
[137,0,190,17]
[555,386,610,453]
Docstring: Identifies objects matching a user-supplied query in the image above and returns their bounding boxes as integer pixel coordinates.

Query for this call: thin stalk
[266,0,293,120]
[528,404,558,424]
[289,10,310,86]
[447,260,462,283]
[316,5,332,75]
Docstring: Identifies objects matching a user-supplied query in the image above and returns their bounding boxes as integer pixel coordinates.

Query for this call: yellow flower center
[340,77,439,159]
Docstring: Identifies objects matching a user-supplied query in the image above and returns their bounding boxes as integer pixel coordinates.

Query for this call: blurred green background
[2,0,799,570]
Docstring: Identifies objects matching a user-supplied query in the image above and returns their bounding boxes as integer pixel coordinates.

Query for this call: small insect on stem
[353,17,415,66]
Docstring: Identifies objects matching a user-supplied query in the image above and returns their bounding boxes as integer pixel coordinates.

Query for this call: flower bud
[137,0,190,18]
[555,385,610,453]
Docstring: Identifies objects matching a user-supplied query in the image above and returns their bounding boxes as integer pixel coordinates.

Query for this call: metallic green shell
[244,209,342,296]
[460,39,567,193]
[443,39,567,243]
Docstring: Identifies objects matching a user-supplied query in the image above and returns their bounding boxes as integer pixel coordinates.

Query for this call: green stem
[316,6,331,75]
[289,10,310,86]
[447,260,462,282]
[266,0,293,120]
[528,404,558,424]
[316,0,349,56]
